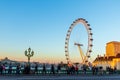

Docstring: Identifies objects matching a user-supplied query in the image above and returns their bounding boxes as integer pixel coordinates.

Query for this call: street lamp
[25,47,34,64]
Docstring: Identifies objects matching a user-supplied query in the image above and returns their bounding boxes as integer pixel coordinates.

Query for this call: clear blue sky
[0,0,120,63]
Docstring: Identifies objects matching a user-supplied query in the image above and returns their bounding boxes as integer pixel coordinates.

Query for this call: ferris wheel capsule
[65,54,68,56]
[78,18,82,20]
[89,28,92,30]
[75,19,78,21]
[85,60,88,63]
[90,44,93,47]
[67,34,70,36]
[90,38,93,41]
[90,33,93,35]
[65,50,68,52]
[66,58,69,60]
[87,24,90,26]
[70,26,73,29]
[89,50,92,53]
[82,19,85,21]
[66,38,68,40]
[88,55,90,58]
[73,21,76,23]
[85,21,88,23]
[68,30,71,32]
[65,42,68,44]
[65,46,68,48]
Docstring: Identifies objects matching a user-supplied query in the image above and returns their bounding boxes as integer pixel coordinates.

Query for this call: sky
[0,0,120,63]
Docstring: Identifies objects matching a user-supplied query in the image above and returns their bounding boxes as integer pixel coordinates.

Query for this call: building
[0,57,18,65]
[0,57,41,67]
[106,41,120,56]
[93,41,120,70]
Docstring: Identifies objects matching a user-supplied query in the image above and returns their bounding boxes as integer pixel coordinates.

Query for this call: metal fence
[0,69,119,75]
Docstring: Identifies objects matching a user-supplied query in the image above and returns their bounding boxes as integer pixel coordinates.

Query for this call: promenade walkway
[0,74,120,80]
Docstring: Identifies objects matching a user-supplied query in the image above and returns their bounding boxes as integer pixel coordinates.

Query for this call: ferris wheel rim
[65,18,93,64]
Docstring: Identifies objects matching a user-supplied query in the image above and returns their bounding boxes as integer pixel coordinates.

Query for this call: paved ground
[0,75,120,80]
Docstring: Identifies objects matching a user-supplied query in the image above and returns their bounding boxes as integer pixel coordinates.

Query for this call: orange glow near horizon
[0,50,96,64]
[0,55,67,64]
[0,47,96,64]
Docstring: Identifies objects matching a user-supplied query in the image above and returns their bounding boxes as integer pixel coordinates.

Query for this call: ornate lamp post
[25,47,34,64]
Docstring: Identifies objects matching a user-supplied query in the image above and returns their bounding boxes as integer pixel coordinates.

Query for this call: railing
[1,69,69,74]
[0,69,118,75]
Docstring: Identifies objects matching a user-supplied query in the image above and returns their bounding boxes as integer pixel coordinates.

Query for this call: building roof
[116,54,120,58]
[107,41,120,45]
[93,55,120,63]
[0,57,17,63]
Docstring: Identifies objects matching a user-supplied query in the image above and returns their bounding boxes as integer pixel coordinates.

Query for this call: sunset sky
[0,0,120,63]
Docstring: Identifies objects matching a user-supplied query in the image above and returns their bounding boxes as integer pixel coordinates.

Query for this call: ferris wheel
[65,18,93,65]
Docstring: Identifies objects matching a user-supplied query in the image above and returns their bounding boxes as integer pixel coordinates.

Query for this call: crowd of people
[0,63,117,75]
[0,63,62,75]
[92,65,117,75]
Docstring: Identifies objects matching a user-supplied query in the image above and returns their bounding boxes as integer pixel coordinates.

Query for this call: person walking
[16,64,21,74]
[51,64,55,74]
[42,64,46,74]
[35,63,38,74]
[8,63,12,74]
[57,64,61,74]
[92,65,96,75]
[0,64,3,74]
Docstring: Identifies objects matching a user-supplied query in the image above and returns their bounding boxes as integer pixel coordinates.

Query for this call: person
[70,65,75,74]
[8,63,12,74]
[42,64,46,74]
[82,64,87,75]
[57,64,61,74]
[24,63,30,74]
[99,66,103,75]
[35,63,38,74]
[92,65,96,75]
[16,64,20,74]
[75,65,78,74]
[66,65,70,74]
[0,64,3,74]
[114,66,117,74]
[51,64,55,74]
[95,66,98,75]
[2,64,5,74]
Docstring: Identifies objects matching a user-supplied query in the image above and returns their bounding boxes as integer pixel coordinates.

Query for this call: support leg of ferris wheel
[74,43,85,64]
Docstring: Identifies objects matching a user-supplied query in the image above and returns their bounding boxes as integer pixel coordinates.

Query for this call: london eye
[65,18,93,65]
